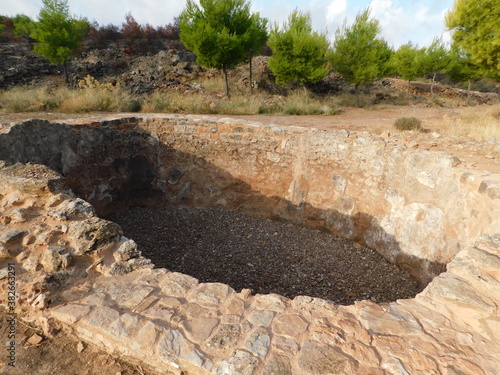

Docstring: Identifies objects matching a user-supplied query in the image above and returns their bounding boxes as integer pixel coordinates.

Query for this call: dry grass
[442,105,500,140]
[0,77,340,117]
[0,76,138,113]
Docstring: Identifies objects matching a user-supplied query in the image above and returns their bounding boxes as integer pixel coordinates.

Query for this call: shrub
[394,116,422,131]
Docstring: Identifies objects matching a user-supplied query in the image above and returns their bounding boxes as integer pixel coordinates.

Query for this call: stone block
[180,317,219,343]
[157,329,213,371]
[243,327,270,358]
[51,303,92,324]
[188,283,234,305]
[79,306,120,330]
[272,314,309,337]
[298,341,357,374]
[214,350,260,375]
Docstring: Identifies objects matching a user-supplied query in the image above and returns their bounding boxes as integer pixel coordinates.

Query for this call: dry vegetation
[0,74,499,140]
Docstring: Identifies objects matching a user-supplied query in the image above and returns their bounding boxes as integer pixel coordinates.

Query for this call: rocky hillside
[0,42,497,104]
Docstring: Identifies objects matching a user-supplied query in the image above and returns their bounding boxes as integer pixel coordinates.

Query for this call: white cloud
[326,0,347,22]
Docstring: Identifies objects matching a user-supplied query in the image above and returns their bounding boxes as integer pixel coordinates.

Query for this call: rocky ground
[0,310,147,375]
[109,206,419,305]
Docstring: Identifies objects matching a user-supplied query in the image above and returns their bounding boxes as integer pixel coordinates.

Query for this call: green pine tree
[30,0,88,83]
[268,10,329,87]
[389,42,426,96]
[419,37,451,99]
[446,44,482,104]
[329,9,392,107]
[179,0,267,97]
[446,0,499,81]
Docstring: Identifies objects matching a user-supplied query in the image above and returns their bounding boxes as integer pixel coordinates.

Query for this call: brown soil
[0,310,150,375]
[1,103,499,173]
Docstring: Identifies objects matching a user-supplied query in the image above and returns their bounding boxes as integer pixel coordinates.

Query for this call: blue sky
[2,0,455,48]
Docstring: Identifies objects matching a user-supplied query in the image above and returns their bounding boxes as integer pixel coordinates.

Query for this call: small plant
[128,99,142,112]
[394,116,422,131]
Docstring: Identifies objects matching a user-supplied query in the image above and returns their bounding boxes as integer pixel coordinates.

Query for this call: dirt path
[1,104,499,173]
[0,310,149,375]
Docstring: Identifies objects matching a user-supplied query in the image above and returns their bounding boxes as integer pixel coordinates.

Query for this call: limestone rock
[48,198,95,220]
[41,246,72,273]
[157,329,213,371]
[215,350,260,375]
[113,238,141,261]
[298,341,357,374]
[68,218,122,255]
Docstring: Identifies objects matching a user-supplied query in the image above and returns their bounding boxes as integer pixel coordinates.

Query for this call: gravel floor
[109,206,419,305]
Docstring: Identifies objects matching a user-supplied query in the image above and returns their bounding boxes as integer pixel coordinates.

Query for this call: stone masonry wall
[0,160,499,374]
[2,115,499,285]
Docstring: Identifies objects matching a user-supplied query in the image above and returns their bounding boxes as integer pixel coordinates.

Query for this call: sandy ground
[1,103,499,173]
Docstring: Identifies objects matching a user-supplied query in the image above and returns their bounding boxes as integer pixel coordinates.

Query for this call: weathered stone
[51,304,92,324]
[157,329,213,371]
[160,272,199,297]
[222,294,246,315]
[205,324,240,351]
[0,230,24,244]
[215,350,260,375]
[41,246,72,272]
[69,218,122,255]
[247,310,275,327]
[47,198,95,220]
[244,327,271,358]
[479,180,500,199]
[298,341,357,374]
[188,282,234,305]
[113,238,141,262]
[181,318,219,343]
[93,281,155,309]
[79,305,120,329]
[251,294,287,312]
[108,313,145,340]
[272,314,309,337]
[263,355,292,375]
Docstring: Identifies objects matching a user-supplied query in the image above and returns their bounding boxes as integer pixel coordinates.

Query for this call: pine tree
[389,43,426,96]
[330,9,392,107]
[446,44,482,104]
[446,0,499,80]
[30,0,88,82]
[419,37,450,99]
[268,10,329,87]
[179,0,267,97]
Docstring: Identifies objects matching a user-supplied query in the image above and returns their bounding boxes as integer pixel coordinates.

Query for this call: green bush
[394,116,422,131]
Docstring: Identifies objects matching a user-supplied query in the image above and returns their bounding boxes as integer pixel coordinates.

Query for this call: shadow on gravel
[0,119,446,303]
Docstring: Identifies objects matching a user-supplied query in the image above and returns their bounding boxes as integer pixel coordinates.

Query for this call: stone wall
[1,115,499,285]
[1,160,499,374]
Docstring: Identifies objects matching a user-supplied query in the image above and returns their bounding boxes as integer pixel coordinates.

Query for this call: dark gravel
[109,206,419,305]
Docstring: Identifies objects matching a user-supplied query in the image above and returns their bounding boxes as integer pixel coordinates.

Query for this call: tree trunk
[249,53,253,95]
[467,79,471,105]
[431,72,437,99]
[407,80,411,97]
[63,60,69,84]
[222,64,230,98]
[355,84,360,107]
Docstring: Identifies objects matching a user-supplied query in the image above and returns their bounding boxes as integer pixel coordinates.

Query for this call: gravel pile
[109,206,419,305]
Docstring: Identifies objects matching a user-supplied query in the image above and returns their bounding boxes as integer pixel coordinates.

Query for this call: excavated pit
[1,115,500,374]
[109,206,418,305]
[0,116,468,294]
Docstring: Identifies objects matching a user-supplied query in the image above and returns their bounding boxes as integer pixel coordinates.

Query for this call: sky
[1,0,455,48]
